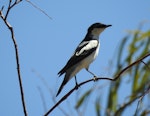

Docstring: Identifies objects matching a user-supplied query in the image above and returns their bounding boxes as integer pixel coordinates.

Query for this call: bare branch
[1,6,4,11]
[5,0,12,20]
[5,0,22,20]
[44,53,150,116]
[4,0,12,19]
[0,3,27,116]
[26,0,52,20]
[10,0,23,8]
[112,53,150,81]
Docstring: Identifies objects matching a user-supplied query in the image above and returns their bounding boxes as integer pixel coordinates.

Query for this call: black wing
[58,40,98,76]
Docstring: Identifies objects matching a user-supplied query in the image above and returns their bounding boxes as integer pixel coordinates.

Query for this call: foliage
[76,27,150,116]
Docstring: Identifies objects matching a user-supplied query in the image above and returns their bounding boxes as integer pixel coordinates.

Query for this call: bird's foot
[93,76,98,82]
[75,83,80,90]
[74,76,80,89]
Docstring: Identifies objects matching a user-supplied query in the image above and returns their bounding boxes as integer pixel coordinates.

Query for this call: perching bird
[56,23,111,96]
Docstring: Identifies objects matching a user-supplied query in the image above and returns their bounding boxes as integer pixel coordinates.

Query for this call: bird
[56,23,112,97]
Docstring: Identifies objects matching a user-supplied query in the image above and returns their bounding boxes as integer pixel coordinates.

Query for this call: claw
[75,84,80,90]
[93,76,98,81]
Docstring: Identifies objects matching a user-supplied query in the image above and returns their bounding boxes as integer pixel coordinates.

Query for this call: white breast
[69,41,100,78]
[82,42,100,68]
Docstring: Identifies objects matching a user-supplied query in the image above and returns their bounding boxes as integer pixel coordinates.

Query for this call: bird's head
[88,23,112,36]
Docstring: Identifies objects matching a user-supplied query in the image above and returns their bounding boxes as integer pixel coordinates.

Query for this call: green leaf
[139,30,150,40]
[132,64,140,94]
[117,36,128,68]
[107,81,118,112]
[95,97,101,116]
[75,89,92,109]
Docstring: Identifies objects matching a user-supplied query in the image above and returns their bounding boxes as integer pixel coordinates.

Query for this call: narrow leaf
[75,89,92,109]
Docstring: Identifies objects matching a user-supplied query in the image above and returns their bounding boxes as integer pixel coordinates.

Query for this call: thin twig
[112,53,150,81]
[134,84,150,116]
[141,60,150,70]
[4,0,12,20]
[26,0,52,20]
[10,0,22,9]
[44,53,150,116]
[37,86,47,113]
[115,94,142,116]
[31,69,69,116]
[5,0,22,20]
[0,2,27,116]
[1,6,4,11]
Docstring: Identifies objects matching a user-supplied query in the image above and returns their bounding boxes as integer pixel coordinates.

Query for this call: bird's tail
[56,75,69,97]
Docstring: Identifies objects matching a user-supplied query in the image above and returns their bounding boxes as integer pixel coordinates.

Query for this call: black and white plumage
[56,23,111,96]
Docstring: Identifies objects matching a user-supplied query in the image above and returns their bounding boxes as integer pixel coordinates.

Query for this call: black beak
[105,25,112,28]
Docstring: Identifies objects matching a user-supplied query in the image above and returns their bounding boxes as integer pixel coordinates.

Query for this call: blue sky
[0,0,150,116]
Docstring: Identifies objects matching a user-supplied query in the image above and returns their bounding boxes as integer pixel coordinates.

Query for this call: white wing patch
[76,40,98,56]
[78,41,89,48]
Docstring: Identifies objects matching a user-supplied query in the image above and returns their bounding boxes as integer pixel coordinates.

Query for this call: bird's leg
[86,68,98,81]
[86,68,97,77]
[75,75,79,89]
